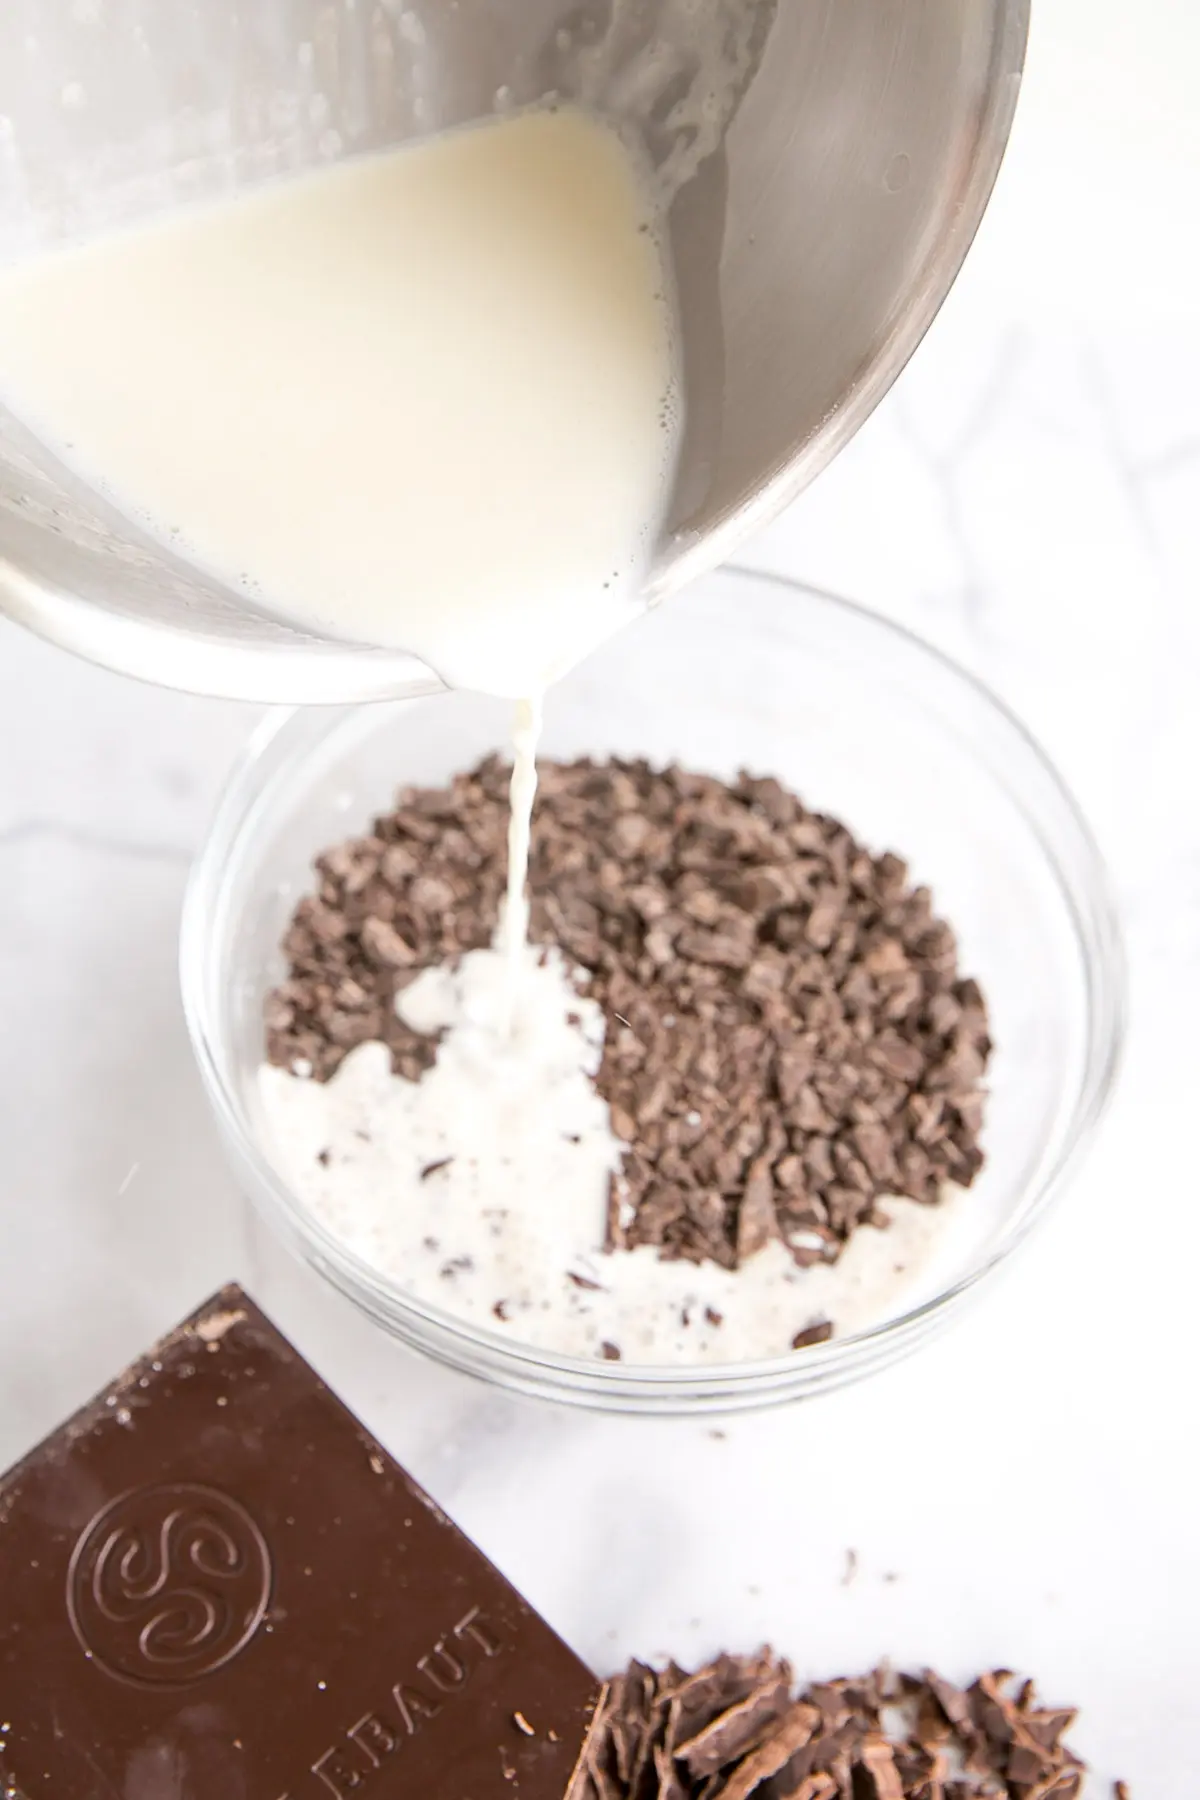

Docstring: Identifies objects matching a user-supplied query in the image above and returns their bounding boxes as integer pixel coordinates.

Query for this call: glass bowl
[181,567,1125,1413]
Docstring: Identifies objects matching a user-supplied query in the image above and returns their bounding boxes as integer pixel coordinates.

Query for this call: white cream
[257,944,972,1366]
[0,107,679,700]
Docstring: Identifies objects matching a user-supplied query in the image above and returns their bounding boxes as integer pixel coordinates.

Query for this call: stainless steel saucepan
[0,0,1028,700]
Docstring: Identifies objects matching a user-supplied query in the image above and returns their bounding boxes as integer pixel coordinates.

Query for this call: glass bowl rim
[180,567,1127,1399]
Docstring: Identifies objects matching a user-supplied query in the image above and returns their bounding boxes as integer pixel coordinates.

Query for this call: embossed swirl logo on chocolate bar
[66,1481,272,1687]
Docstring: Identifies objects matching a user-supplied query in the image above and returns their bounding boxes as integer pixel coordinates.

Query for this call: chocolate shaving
[675,1672,792,1776]
[857,1736,905,1800]
[710,1703,820,1799]
[791,1322,834,1349]
[267,758,990,1279]
[779,1779,838,1800]
[568,1655,1095,1800]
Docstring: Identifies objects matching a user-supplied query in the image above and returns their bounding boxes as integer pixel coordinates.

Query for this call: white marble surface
[2,4,1199,1793]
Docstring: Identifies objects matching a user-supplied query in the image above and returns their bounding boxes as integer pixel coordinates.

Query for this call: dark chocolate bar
[0,1285,597,1798]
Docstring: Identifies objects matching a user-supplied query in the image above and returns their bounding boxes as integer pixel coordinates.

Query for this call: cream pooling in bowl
[257,942,978,1365]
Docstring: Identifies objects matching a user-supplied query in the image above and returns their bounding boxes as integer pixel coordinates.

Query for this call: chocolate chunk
[923,1668,978,1741]
[735,1154,778,1261]
[266,758,990,1285]
[360,914,418,967]
[674,1671,792,1775]
[792,1321,834,1349]
[857,1735,905,1800]
[0,1285,598,1799]
[709,1702,820,1798]
[779,1778,838,1800]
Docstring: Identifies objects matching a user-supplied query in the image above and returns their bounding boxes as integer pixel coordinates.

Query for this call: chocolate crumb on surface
[267,757,990,1272]
[569,1653,1096,1800]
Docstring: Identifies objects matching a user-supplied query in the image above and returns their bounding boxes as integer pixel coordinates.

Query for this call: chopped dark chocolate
[675,1668,792,1775]
[791,1321,834,1350]
[267,758,990,1277]
[569,1655,1096,1800]
[0,1285,598,1799]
